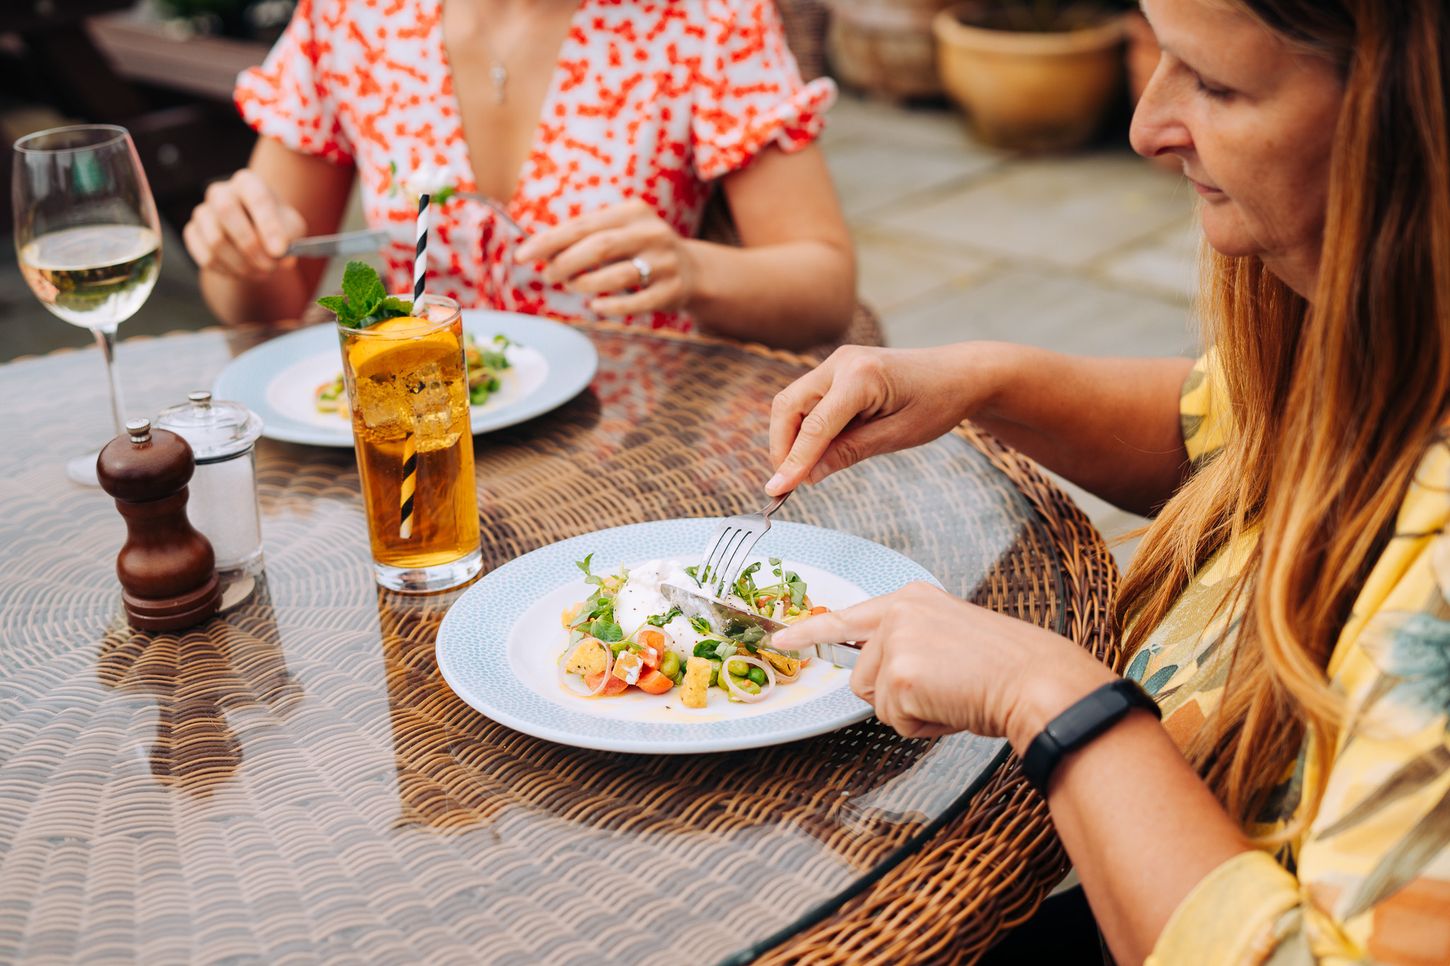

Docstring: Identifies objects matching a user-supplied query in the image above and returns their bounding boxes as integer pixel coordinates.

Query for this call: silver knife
[659,582,861,667]
[285,228,391,258]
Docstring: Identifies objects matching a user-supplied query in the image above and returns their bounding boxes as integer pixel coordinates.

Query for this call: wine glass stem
[94,327,127,435]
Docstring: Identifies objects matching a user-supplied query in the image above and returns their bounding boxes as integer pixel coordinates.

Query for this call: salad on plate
[559,554,829,709]
[314,331,515,416]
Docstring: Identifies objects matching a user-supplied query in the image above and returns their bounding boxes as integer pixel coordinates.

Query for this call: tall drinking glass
[338,294,482,592]
[13,124,161,485]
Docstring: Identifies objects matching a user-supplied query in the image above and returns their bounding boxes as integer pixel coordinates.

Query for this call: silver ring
[631,256,653,288]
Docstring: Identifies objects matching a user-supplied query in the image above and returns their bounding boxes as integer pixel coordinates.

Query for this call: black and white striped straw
[412,192,430,313]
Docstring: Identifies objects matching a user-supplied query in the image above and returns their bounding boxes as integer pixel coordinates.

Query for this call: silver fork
[455,192,528,237]
[698,491,793,597]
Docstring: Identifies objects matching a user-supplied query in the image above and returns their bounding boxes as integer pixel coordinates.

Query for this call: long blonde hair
[1118,0,1450,834]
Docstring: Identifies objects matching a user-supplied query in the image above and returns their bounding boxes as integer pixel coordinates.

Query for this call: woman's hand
[770,582,1115,748]
[513,199,697,317]
[766,343,994,495]
[184,169,307,280]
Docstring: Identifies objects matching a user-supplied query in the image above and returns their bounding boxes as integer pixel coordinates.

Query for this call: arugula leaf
[684,564,701,587]
[647,606,682,627]
[589,618,624,643]
[688,615,712,636]
[575,554,604,586]
[786,571,806,607]
[723,621,765,646]
[733,561,762,601]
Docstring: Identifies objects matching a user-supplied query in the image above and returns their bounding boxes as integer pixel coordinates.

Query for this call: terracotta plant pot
[933,2,1127,151]
[827,0,958,100]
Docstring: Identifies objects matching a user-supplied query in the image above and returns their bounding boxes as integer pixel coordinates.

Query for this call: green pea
[660,652,681,679]
[735,679,761,695]
[747,666,767,687]
[726,659,749,678]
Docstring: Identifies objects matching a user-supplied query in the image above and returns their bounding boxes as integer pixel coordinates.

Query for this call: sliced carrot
[634,628,667,669]
[585,671,629,696]
[635,669,674,694]
[810,606,829,616]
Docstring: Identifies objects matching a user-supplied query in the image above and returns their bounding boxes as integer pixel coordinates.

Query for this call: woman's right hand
[766,343,991,495]
[183,169,307,279]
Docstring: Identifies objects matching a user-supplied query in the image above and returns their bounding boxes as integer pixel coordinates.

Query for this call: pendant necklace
[489,61,508,104]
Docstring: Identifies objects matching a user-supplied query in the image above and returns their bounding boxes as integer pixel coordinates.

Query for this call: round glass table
[0,323,1119,964]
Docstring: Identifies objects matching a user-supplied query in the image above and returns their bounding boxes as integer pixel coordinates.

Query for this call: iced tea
[338,295,482,592]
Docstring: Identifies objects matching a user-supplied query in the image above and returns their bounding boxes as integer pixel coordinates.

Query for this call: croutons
[681,656,713,708]
[565,637,608,677]
[560,603,583,628]
[758,649,801,678]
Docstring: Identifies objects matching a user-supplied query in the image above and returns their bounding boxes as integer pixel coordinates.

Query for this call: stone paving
[0,92,1203,565]
[824,95,1202,566]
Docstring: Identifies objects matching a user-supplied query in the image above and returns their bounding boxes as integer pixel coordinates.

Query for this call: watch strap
[1021,679,1161,795]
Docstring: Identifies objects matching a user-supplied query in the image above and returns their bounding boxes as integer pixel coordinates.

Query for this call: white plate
[213,310,598,447]
[436,519,941,754]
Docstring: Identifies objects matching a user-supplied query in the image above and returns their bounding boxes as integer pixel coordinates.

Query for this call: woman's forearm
[681,237,855,349]
[1007,676,1251,964]
[968,344,1195,515]
[199,264,315,326]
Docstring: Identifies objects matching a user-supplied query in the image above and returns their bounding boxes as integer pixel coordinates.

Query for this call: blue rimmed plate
[213,309,598,447]
[436,519,940,754]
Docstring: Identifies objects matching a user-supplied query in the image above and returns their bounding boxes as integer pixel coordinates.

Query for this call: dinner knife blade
[285,228,391,258]
[659,582,860,667]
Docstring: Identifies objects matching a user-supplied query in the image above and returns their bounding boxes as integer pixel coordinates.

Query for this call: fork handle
[757,491,791,518]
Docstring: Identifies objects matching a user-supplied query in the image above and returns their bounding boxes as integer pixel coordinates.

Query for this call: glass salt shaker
[155,391,265,578]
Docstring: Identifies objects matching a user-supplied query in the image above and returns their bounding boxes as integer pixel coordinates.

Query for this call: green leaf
[575,554,604,586]
[316,295,347,315]
[688,615,712,636]
[590,619,624,643]
[378,296,414,318]
[342,260,386,313]
[432,185,456,206]
[724,622,765,646]
[647,606,682,628]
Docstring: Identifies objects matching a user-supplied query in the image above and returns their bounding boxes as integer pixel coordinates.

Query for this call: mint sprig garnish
[317,261,413,329]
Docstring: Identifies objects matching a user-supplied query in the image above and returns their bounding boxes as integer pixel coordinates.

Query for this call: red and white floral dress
[235,0,835,331]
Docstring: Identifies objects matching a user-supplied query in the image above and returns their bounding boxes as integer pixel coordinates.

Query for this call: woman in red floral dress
[185,0,855,349]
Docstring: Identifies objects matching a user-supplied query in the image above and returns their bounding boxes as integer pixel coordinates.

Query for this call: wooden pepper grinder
[97,418,221,631]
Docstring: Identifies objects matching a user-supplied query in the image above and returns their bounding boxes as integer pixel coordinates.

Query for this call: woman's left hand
[513,199,697,317]
[769,582,1117,748]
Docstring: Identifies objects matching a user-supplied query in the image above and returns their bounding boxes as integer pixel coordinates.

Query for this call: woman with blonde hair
[767,0,1450,959]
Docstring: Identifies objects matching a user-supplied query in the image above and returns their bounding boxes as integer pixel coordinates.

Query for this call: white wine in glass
[13,124,162,485]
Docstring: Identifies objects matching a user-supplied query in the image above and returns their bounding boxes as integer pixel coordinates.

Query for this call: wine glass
[13,124,162,485]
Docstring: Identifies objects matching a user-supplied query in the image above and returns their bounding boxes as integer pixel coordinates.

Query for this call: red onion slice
[720,655,776,704]
[558,637,614,697]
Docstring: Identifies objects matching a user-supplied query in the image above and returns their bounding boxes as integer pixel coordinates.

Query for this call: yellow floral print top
[1136,354,1450,965]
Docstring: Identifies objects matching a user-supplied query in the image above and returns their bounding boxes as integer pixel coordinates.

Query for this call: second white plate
[213,309,598,447]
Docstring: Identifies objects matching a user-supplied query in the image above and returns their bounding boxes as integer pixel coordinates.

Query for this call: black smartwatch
[1021,679,1161,795]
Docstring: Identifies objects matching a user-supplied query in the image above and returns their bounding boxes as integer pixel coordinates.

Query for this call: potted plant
[826,0,959,101]
[934,1,1133,151]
